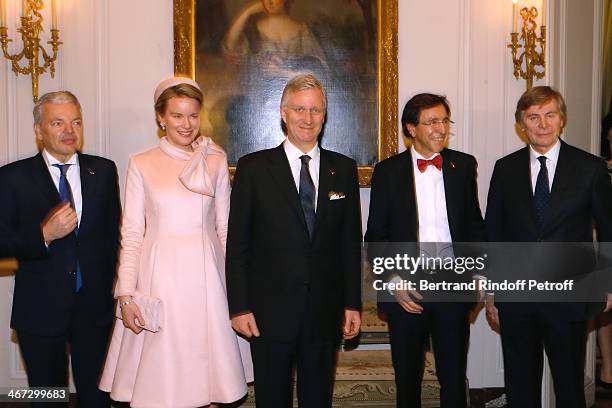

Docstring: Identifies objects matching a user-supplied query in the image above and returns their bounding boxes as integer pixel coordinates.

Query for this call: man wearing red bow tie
[365,93,485,407]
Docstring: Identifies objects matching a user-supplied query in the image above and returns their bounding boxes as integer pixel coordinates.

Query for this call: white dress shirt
[411,146,452,244]
[387,147,454,291]
[42,149,83,226]
[283,139,320,211]
[529,139,560,193]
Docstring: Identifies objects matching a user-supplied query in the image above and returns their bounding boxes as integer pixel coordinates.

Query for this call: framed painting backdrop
[174,0,397,185]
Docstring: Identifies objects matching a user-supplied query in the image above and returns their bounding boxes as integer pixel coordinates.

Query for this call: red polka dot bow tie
[417,155,443,173]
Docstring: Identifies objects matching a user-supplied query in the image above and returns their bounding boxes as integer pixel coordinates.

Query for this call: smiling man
[365,93,485,407]
[0,91,120,407]
[485,86,612,408]
[226,73,362,408]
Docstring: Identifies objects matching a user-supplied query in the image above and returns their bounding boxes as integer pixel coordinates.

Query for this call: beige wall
[0,0,601,392]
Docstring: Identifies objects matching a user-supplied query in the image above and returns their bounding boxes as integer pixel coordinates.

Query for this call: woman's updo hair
[154,83,203,130]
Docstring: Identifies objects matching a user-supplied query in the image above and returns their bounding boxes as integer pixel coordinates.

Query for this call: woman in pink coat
[100,77,252,408]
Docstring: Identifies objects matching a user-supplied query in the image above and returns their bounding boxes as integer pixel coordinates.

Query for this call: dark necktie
[53,163,82,292]
[417,154,443,172]
[533,156,550,228]
[299,155,316,239]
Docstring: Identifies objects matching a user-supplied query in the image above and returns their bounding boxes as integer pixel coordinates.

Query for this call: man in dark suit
[0,91,120,407]
[365,93,485,408]
[226,73,362,408]
[485,86,612,408]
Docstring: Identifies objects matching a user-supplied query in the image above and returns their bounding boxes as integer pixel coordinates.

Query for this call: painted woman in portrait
[222,0,329,161]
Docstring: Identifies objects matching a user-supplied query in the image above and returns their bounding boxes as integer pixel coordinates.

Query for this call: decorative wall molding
[557,0,568,96]
[1,0,19,165]
[458,0,471,153]
[496,337,504,375]
[94,0,110,157]
[9,342,26,380]
[6,59,18,164]
[542,356,555,408]
[7,292,26,380]
[585,331,597,407]
[590,0,603,154]
[0,60,9,165]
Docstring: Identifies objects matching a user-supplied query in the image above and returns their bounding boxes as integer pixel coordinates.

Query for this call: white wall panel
[107,0,174,189]
[0,0,602,394]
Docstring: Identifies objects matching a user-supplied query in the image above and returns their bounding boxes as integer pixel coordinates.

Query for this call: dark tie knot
[53,163,71,176]
[537,156,547,167]
[300,155,311,165]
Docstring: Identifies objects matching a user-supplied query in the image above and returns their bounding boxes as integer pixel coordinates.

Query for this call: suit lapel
[313,149,335,237]
[515,147,539,235]
[391,149,419,241]
[30,153,61,204]
[441,150,461,239]
[398,150,419,239]
[266,145,309,233]
[541,141,572,233]
[78,153,97,233]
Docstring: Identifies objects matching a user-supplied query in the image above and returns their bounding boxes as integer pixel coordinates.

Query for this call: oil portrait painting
[174,0,397,184]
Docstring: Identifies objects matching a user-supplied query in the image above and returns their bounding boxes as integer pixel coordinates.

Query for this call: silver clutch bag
[115,292,163,332]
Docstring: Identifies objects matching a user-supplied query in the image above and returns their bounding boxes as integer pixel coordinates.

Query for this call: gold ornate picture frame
[174,0,397,186]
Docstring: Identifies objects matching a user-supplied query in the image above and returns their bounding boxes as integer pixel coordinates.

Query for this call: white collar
[411,145,441,162]
[529,138,561,164]
[283,138,320,162]
[42,149,78,167]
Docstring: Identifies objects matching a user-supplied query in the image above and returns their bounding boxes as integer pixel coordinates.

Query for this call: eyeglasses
[418,118,454,127]
[288,106,325,115]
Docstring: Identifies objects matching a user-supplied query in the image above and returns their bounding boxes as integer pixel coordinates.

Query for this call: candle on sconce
[51,0,57,29]
[541,0,546,26]
[0,0,6,27]
[512,0,518,33]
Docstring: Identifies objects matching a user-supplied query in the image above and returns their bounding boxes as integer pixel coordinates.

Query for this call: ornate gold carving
[508,6,546,90]
[1,0,62,102]
[173,0,398,186]
[378,0,398,164]
[173,0,193,76]
[358,166,373,186]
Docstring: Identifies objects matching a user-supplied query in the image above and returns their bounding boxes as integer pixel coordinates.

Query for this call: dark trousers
[499,310,587,408]
[16,310,111,408]
[387,303,470,408]
[250,303,337,408]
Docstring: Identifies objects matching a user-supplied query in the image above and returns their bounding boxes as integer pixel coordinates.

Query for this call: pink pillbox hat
[154,77,201,103]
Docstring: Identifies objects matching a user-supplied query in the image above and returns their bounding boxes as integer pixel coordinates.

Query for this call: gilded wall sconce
[0,0,62,102]
[508,0,546,90]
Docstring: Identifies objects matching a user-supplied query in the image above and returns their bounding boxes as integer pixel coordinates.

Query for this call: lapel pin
[450,161,456,169]
[330,169,335,175]
[87,168,95,175]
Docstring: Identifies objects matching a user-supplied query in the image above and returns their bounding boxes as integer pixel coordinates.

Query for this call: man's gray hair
[280,73,327,109]
[33,91,82,124]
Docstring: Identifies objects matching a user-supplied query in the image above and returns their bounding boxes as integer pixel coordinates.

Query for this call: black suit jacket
[226,144,362,341]
[365,148,485,312]
[0,152,121,335]
[485,141,612,318]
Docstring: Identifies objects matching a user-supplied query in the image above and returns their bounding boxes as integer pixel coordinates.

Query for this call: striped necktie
[53,163,82,292]
[533,156,550,229]
[299,155,316,239]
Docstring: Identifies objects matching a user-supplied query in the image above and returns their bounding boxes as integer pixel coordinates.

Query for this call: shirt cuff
[388,274,402,295]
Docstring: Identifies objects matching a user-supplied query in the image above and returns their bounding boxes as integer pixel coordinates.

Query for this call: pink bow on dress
[178,136,226,197]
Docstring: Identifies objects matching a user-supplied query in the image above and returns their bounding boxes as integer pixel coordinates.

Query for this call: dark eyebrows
[526,110,558,118]
[48,115,82,121]
[167,111,199,116]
